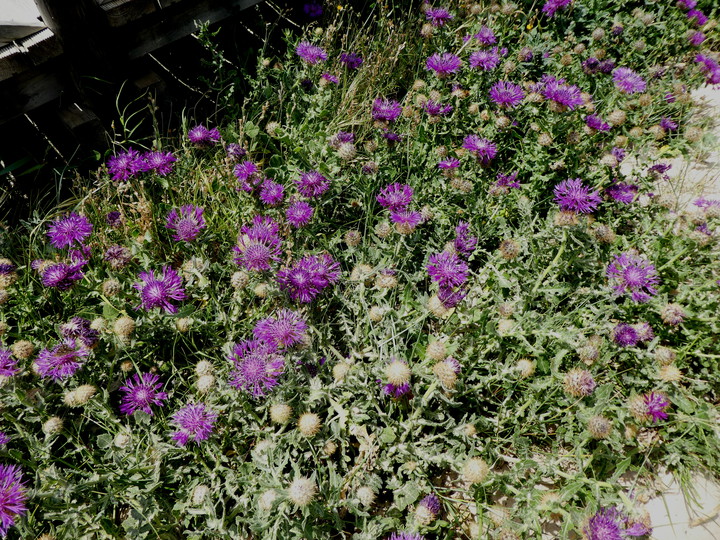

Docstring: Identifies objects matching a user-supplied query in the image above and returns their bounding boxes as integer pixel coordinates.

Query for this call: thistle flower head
[170,402,218,446]
[425,7,453,26]
[553,178,602,214]
[35,338,89,381]
[228,339,285,398]
[426,251,469,289]
[142,151,176,176]
[0,349,19,378]
[612,67,647,94]
[276,253,341,303]
[107,147,144,181]
[295,41,327,64]
[469,48,501,70]
[489,81,525,109]
[606,252,659,303]
[377,183,413,211]
[119,372,168,415]
[296,170,330,198]
[133,266,186,313]
[372,99,402,122]
[462,135,497,164]
[425,53,462,77]
[47,213,93,249]
[286,200,314,228]
[0,464,28,537]
[253,309,308,350]
[188,125,220,146]
[166,205,206,242]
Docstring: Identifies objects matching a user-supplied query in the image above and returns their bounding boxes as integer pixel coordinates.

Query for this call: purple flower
[383,381,412,399]
[170,402,218,446]
[387,533,424,540]
[234,160,263,193]
[133,266,186,313]
[678,0,697,9]
[142,151,176,176]
[277,253,340,303]
[234,216,282,271]
[303,2,322,17]
[47,212,93,249]
[41,262,85,291]
[553,178,602,214]
[107,148,144,181]
[689,31,705,46]
[473,25,496,45]
[469,48,500,70]
[542,76,584,110]
[104,245,131,269]
[585,507,651,540]
[418,494,441,516]
[492,171,521,194]
[225,143,246,161]
[643,392,670,423]
[381,130,403,142]
[0,348,19,378]
[425,7,453,27]
[489,81,525,109]
[0,432,8,447]
[687,9,708,26]
[599,60,616,74]
[426,53,462,77]
[423,100,453,116]
[585,114,611,132]
[613,324,639,347]
[606,181,638,204]
[438,158,460,170]
[377,183,413,211]
[390,210,423,233]
[119,372,168,415]
[582,57,600,74]
[462,135,497,165]
[188,125,220,146]
[321,73,339,84]
[454,221,477,258]
[0,464,28,537]
[228,339,285,398]
[166,205,206,242]
[633,322,655,342]
[296,170,330,198]
[340,52,363,69]
[372,99,402,122]
[253,309,308,350]
[329,131,354,147]
[35,338,89,381]
[259,179,285,206]
[296,41,327,64]
[542,0,572,17]
[105,211,123,227]
[286,200,314,228]
[60,317,100,348]
[427,251,469,289]
[660,117,678,131]
[607,252,660,303]
[695,54,720,85]
[612,68,647,94]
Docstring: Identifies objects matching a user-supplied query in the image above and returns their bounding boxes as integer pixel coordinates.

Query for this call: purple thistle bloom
[259,179,285,206]
[613,323,639,347]
[425,7,453,27]
[377,183,413,211]
[426,53,462,77]
[493,171,521,193]
[381,130,403,142]
[489,81,525,109]
[340,52,363,69]
[296,41,327,64]
[105,211,123,227]
[689,31,706,46]
[0,349,19,378]
[166,205,206,242]
[660,117,678,131]
[253,309,308,350]
[383,381,412,399]
[611,147,626,163]
[286,200,314,228]
[585,114,611,132]
[41,262,85,291]
[582,57,600,74]
[462,135,497,165]
[303,2,322,17]
[321,73,339,84]
[228,339,285,398]
[234,216,283,271]
[0,262,15,275]
[607,252,660,303]
[585,507,650,540]
[390,209,423,233]
[0,464,28,537]
[438,284,468,308]
[553,178,602,214]
[35,338,89,381]
[107,147,144,182]
[0,432,8,447]
[598,60,616,74]
[427,251,469,289]
[694,197,720,209]
[643,392,670,423]
[473,25,496,46]
[423,100,453,116]
[678,0,697,9]
[687,9,708,26]
[695,54,720,85]
[418,494,441,516]
[612,68,647,94]
[47,212,93,249]
[633,322,655,342]
[606,181,638,204]
[104,245,132,269]
[60,317,100,348]
[296,170,330,198]
[142,151,176,176]
[329,131,355,147]
[119,372,168,415]
[225,143,246,161]
[454,221,477,258]
[438,158,460,170]
[469,48,501,70]
[234,160,263,193]
[277,253,340,303]
[542,0,572,17]
[188,125,220,146]
[170,402,218,446]
[133,266,186,313]
[542,76,584,110]
[372,98,402,122]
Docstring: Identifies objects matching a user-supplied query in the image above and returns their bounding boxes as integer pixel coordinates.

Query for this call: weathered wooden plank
[0,23,46,46]
[101,0,157,27]
[0,30,61,82]
[0,64,64,124]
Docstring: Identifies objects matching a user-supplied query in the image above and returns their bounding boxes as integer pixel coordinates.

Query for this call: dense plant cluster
[0,0,719,538]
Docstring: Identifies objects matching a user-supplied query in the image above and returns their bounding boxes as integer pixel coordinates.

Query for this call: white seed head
[463,457,490,484]
[192,484,210,505]
[259,489,278,511]
[298,412,322,437]
[196,374,215,393]
[42,416,64,435]
[356,486,375,507]
[332,362,351,382]
[270,403,292,424]
[287,477,316,507]
[386,360,411,386]
[195,360,214,376]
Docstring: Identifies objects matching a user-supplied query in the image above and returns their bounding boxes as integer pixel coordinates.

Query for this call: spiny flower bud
[253,282,269,298]
[90,317,107,332]
[608,110,626,126]
[258,489,278,511]
[231,271,249,289]
[660,303,686,326]
[350,264,373,283]
[591,28,605,40]
[42,416,64,435]
[412,79,426,91]
[462,457,490,484]
[287,477,316,507]
[368,306,384,322]
[578,344,600,365]
[685,126,703,143]
[428,294,451,318]
[386,360,411,386]
[102,278,121,296]
[332,362,351,382]
[375,222,392,239]
[375,272,397,289]
[420,23,435,38]
[298,412,322,437]
[592,224,616,244]
[497,318,515,336]
[195,361,213,376]
[433,358,460,390]
[654,346,676,366]
[196,374,215,393]
[175,317,192,333]
[628,126,644,138]
[192,484,210,505]
[345,230,362,247]
[587,416,612,439]
[554,210,580,227]
[323,440,337,456]
[337,143,356,160]
[113,316,135,340]
[120,360,134,372]
[538,133,553,146]
[658,364,682,382]
[499,239,520,260]
[11,340,34,360]
[0,321,7,337]
[426,340,447,361]
[415,494,441,525]
[563,368,596,398]
[64,384,97,407]
[516,359,535,378]
[270,403,293,424]
[356,486,375,507]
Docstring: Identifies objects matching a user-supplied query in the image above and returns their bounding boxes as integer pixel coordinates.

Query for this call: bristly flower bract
[119,372,168,415]
[133,266,187,313]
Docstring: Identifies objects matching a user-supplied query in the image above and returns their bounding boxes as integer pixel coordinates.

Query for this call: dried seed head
[578,344,600,365]
[658,364,682,382]
[573,43,586,54]
[563,368,596,397]
[412,79,426,91]
[499,239,520,260]
[231,271,249,289]
[660,303,686,326]
[195,361,213,376]
[175,317,192,333]
[253,283,269,298]
[608,110,626,126]
[192,484,210,506]
[114,431,131,448]
[350,264,374,283]
[323,440,337,456]
[42,416,64,435]
[386,360,411,386]
[11,340,34,359]
[375,222,392,239]
[101,278,121,296]
[464,424,477,437]
[627,395,647,422]
[368,306,384,322]
[332,362,351,382]
[462,457,490,484]
[0,321,7,337]
[433,360,458,390]
[450,177,474,193]
[64,384,97,407]
[297,412,322,437]
[587,416,612,438]
[375,273,398,289]
[686,126,703,142]
[554,210,580,227]
[468,103,480,115]
[655,346,676,366]
[591,28,605,40]
[196,374,215,393]
[356,486,375,507]
[516,359,536,378]
[120,360,134,372]
[592,224,616,244]
[495,115,511,129]
[113,316,135,339]
[287,477,316,506]
[538,133,553,146]
[648,125,665,140]
[560,54,573,66]
[428,294,451,318]
[265,121,281,137]
[426,340,447,361]
[270,403,293,424]
[259,489,278,511]
[420,23,435,38]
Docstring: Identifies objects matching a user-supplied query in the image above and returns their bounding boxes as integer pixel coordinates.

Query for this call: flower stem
[531,232,566,295]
